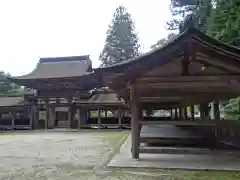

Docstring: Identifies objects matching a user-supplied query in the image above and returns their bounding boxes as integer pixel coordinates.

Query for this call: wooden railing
[215,120,240,147]
[139,119,240,148]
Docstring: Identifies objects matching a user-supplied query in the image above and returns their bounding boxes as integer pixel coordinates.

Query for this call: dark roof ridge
[94,27,240,73]
[39,55,90,63]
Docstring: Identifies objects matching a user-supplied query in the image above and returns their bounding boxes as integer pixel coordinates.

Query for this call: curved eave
[6,77,30,87]
[94,28,240,75]
[8,73,104,90]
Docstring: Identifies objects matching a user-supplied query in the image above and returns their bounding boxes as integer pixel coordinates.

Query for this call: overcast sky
[0,0,172,76]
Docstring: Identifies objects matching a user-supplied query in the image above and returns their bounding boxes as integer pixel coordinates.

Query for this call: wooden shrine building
[6,56,128,129]
[0,95,31,130]
[95,28,240,159]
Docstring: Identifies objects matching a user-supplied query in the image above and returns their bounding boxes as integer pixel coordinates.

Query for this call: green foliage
[0,71,21,94]
[151,33,177,49]
[207,0,240,119]
[155,0,212,50]
[223,97,240,120]
[167,0,212,32]
[207,0,240,44]
[99,6,140,67]
[145,108,155,117]
[167,0,240,119]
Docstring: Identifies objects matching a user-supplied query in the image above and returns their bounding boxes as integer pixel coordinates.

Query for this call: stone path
[108,135,240,171]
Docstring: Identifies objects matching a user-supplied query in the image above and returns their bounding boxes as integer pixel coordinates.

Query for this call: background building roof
[12,55,93,80]
[0,97,27,107]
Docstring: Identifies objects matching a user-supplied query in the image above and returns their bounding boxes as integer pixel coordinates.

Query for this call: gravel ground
[0,131,128,180]
[0,131,239,180]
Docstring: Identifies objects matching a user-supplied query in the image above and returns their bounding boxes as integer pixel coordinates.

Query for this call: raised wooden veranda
[96,28,240,159]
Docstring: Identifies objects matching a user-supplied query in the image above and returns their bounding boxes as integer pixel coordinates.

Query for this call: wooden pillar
[183,106,188,120]
[179,107,183,120]
[71,105,77,128]
[77,108,81,129]
[105,110,107,118]
[79,107,87,128]
[48,107,55,129]
[130,84,141,159]
[170,109,173,120]
[190,104,195,120]
[213,100,220,121]
[174,108,178,120]
[199,104,205,120]
[118,108,122,126]
[68,105,72,129]
[44,99,49,129]
[86,109,89,123]
[97,108,101,128]
[33,105,37,129]
[28,106,33,129]
[10,112,15,130]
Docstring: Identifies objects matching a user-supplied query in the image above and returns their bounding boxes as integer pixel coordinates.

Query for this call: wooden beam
[181,42,190,76]
[139,90,240,98]
[140,97,181,102]
[135,81,230,90]
[195,50,240,73]
[193,39,240,68]
[195,59,233,74]
[137,75,240,83]
[142,103,182,109]
[140,120,217,126]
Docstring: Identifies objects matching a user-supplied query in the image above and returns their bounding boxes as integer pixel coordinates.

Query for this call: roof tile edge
[39,55,90,63]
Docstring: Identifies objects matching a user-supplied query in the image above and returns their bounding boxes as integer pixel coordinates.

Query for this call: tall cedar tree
[167,0,240,119]
[152,0,212,50]
[208,0,240,119]
[99,6,140,67]
[207,0,240,45]
[167,0,212,33]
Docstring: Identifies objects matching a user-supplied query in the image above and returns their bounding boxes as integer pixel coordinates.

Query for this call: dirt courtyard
[0,131,128,180]
[0,130,239,180]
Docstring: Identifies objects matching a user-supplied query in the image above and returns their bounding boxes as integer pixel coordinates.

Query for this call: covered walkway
[96,27,240,160]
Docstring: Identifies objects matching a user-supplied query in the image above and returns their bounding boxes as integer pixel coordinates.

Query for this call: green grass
[110,168,240,180]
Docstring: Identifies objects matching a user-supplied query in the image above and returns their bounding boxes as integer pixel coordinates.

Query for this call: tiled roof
[12,55,93,80]
[0,93,124,107]
[94,27,240,74]
[0,97,27,107]
[76,92,124,105]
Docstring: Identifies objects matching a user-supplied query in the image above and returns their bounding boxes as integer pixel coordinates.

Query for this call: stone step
[139,146,240,156]
[57,121,68,128]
